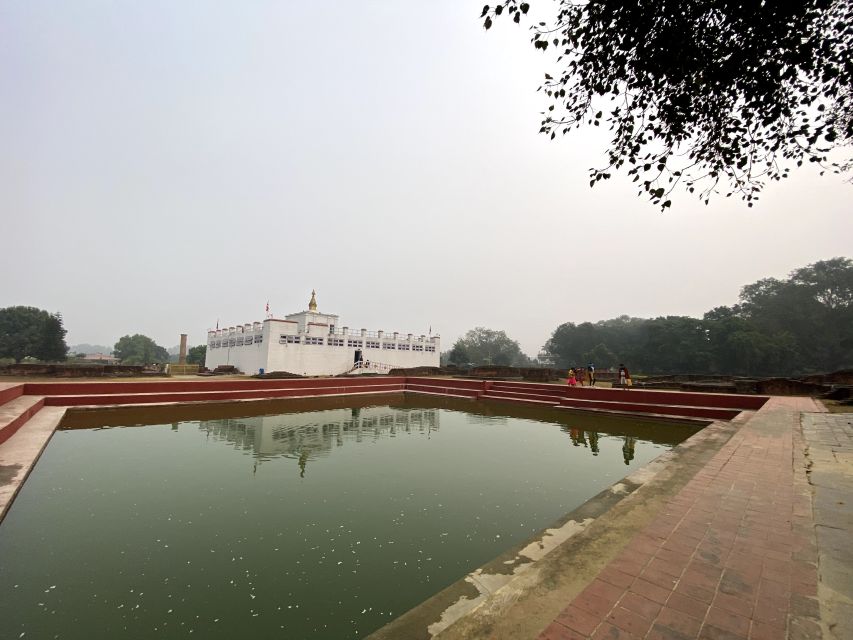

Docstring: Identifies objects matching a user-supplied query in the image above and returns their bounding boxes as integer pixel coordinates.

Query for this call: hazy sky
[2,1,851,355]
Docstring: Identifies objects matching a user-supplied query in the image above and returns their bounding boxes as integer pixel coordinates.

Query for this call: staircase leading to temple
[343,360,397,375]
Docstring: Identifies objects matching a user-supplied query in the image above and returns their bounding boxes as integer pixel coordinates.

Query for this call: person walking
[567,367,577,386]
[618,364,631,389]
[587,362,596,387]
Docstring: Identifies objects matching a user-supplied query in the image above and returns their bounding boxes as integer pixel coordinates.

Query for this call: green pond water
[0,396,701,639]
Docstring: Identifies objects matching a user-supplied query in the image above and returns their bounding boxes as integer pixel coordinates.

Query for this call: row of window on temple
[209,335,264,348]
[208,336,435,352]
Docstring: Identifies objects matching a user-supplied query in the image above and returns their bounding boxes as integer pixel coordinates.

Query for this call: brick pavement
[539,397,824,640]
[801,412,853,640]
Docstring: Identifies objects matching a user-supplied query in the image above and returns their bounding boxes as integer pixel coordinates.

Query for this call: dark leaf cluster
[187,344,207,366]
[0,306,69,364]
[482,1,853,208]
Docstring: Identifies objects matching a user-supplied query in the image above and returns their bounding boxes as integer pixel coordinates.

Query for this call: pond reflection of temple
[198,407,440,474]
[199,408,645,471]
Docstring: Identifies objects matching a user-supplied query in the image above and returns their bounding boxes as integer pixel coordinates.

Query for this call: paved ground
[538,397,836,640]
[802,412,853,640]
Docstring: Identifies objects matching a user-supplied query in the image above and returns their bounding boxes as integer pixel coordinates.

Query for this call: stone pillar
[179,334,188,365]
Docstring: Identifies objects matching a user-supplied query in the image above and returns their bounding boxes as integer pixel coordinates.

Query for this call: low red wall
[27,377,407,397]
[43,381,406,407]
[488,380,767,411]
[6,375,768,420]
[562,387,767,411]
[490,382,566,394]
[406,378,487,392]
[558,397,740,420]
[0,384,24,406]
[0,397,45,445]
[406,384,481,398]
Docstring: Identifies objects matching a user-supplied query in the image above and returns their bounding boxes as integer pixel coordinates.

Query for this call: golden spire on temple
[308,289,318,312]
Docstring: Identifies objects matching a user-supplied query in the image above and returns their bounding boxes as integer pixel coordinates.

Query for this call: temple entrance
[354,350,363,364]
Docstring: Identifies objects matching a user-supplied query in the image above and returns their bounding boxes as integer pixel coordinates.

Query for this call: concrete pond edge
[366,412,753,640]
[0,406,67,523]
[1,390,754,640]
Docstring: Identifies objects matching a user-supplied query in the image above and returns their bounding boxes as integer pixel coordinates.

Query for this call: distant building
[205,291,440,376]
[536,350,555,367]
[83,353,120,364]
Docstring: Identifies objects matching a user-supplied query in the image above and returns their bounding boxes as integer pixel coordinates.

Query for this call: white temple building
[205,291,440,376]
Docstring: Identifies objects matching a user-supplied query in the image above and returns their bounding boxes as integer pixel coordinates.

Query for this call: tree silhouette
[0,306,68,363]
[482,1,852,208]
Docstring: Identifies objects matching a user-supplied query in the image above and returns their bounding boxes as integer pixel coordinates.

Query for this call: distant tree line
[0,307,208,368]
[544,258,853,376]
[112,336,205,366]
[0,306,68,363]
[101,337,207,366]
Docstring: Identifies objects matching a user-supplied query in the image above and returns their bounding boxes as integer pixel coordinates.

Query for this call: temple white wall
[205,301,440,376]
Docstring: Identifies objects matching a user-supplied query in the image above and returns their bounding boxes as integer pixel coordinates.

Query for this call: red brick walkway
[539,397,823,640]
